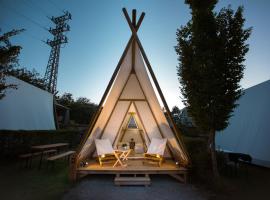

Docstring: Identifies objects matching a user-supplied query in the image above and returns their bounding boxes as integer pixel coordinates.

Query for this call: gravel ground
[62,175,207,200]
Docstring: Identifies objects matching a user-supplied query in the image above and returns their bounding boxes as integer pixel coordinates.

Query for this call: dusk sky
[1,0,269,109]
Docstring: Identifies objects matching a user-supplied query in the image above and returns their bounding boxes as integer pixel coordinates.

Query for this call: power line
[47,0,63,13]
[23,31,47,44]
[0,21,46,44]
[0,1,49,32]
[21,0,49,17]
[28,0,51,16]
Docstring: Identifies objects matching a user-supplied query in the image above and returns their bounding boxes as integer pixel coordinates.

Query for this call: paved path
[62,175,207,200]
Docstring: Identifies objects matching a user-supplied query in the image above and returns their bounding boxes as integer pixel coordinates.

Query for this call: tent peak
[122,8,145,32]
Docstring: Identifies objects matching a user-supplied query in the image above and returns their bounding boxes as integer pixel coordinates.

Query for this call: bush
[0,129,82,158]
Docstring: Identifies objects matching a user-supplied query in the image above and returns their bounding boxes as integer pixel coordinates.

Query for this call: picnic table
[32,143,69,169]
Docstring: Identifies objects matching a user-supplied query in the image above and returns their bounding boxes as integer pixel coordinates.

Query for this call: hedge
[0,129,82,158]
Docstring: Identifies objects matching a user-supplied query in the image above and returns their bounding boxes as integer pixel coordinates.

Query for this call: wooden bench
[19,149,57,168]
[47,151,75,168]
[19,152,42,168]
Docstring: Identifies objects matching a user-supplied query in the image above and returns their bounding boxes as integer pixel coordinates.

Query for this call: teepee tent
[74,9,189,170]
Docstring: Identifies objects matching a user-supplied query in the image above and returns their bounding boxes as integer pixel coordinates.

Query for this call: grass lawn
[0,158,72,200]
[205,164,270,200]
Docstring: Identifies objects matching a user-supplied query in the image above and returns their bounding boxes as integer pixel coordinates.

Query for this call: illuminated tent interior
[71,8,189,182]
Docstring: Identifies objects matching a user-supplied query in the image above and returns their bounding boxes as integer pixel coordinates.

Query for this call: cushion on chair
[95,139,114,156]
[146,138,167,156]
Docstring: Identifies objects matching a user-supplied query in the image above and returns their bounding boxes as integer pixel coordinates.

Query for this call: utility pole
[44,11,71,94]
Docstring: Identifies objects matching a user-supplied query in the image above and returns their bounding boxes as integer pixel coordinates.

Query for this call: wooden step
[114,174,151,186]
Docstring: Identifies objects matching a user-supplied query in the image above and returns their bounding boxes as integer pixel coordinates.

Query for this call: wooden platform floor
[77,160,187,175]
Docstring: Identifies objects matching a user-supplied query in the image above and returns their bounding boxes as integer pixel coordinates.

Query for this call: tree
[0,29,23,99]
[175,0,251,180]
[71,97,97,124]
[7,67,46,90]
[171,106,181,125]
[56,93,98,124]
[57,92,74,106]
[76,97,91,104]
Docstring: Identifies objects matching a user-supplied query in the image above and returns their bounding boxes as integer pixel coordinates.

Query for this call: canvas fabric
[78,42,188,164]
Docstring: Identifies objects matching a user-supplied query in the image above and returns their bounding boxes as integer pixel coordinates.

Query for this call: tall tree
[71,97,97,124]
[171,106,182,126]
[175,0,251,180]
[76,97,91,104]
[56,93,98,124]
[57,92,74,106]
[0,29,23,99]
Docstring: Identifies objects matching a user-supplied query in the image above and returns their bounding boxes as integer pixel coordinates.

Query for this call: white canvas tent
[74,9,189,168]
[0,76,56,130]
[216,80,270,168]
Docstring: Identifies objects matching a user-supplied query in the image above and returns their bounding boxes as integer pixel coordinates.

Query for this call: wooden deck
[77,159,188,183]
[78,160,185,173]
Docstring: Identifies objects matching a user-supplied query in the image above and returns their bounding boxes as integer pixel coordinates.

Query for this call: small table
[32,143,69,169]
[113,149,132,167]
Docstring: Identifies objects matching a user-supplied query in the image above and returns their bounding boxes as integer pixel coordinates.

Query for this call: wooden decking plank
[77,160,187,175]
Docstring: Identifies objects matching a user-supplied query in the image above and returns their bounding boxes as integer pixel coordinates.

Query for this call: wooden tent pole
[122,8,190,164]
[132,9,136,26]
[131,10,136,72]
[136,12,145,30]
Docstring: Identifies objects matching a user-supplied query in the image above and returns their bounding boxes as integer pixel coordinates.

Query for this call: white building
[216,80,270,168]
[0,76,56,130]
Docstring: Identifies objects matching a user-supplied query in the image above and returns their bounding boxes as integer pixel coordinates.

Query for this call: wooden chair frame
[144,153,164,167]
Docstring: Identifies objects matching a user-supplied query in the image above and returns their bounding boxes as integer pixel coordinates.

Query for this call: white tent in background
[74,8,189,169]
[216,80,270,168]
[0,76,56,130]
